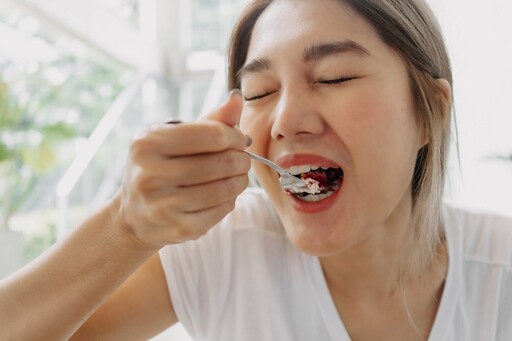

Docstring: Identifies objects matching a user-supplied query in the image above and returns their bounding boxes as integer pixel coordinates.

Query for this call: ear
[435,78,452,121]
[419,78,452,148]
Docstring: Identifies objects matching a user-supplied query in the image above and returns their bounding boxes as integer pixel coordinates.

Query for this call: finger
[180,173,249,212]
[181,199,237,235]
[148,173,249,212]
[146,199,235,244]
[139,149,250,187]
[203,89,243,127]
[131,121,248,158]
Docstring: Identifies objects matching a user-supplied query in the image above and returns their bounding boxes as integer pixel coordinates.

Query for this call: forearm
[0,97,249,339]
[0,194,158,340]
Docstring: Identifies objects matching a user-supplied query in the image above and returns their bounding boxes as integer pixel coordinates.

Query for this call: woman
[1,0,511,340]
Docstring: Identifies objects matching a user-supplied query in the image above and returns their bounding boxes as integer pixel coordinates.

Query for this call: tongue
[302,170,327,188]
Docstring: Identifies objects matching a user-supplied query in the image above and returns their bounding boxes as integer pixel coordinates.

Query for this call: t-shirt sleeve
[159,217,234,339]
[158,188,280,339]
[485,213,512,340]
[496,216,512,340]
[497,266,512,340]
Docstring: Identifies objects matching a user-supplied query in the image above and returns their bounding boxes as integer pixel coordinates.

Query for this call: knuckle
[130,136,152,158]
[207,123,228,147]
[173,226,191,241]
[144,205,162,225]
[220,200,237,215]
[240,174,250,189]
[133,173,152,194]
[173,223,201,242]
[220,151,239,172]
[226,151,251,175]
[130,124,164,157]
[241,153,251,172]
[223,175,245,196]
[146,200,177,226]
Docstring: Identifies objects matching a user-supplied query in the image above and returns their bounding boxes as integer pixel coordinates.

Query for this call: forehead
[247,0,382,59]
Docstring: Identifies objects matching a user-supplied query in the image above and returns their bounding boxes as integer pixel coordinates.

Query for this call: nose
[270,90,325,141]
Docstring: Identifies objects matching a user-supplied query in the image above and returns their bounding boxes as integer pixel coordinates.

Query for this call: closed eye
[243,90,278,101]
[244,75,358,100]
[317,76,358,85]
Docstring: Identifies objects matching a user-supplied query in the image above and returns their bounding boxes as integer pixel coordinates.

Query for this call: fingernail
[229,88,243,99]
[245,134,252,147]
[165,119,182,124]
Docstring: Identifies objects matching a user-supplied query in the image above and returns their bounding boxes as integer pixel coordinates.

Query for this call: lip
[274,153,344,213]
[275,153,342,169]
[287,189,342,213]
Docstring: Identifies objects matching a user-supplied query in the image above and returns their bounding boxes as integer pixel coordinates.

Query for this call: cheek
[240,109,260,137]
[240,108,276,183]
[240,109,272,152]
[238,109,254,134]
[335,81,420,152]
[330,88,421,195]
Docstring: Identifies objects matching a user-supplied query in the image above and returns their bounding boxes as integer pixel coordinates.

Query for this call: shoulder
[158,188,291,338]
[216,187,284,236]
[161,187,284,259]
[442,205,512,338]
[162,187,283,256]
[443,203,512,269]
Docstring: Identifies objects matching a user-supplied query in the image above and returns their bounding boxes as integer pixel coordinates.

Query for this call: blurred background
[0,0,510,339]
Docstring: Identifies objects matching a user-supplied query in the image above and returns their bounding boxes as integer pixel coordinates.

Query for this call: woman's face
[239,0,425,256]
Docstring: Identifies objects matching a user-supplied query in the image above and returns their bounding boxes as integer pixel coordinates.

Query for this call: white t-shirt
[159,188,512,340]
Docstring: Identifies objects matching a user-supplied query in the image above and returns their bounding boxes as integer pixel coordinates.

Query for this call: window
[0,1,133,262]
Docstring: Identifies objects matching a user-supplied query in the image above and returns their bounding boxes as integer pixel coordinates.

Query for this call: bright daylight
[1,0,511,340]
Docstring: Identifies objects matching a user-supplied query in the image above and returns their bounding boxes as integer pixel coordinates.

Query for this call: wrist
[104,193,161,256]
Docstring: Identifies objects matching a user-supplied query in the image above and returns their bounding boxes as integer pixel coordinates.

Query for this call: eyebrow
[302,40,370,63]
[237,57,271,80]
[237,40,370,81]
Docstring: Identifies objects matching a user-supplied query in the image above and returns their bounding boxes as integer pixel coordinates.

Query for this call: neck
[317,195,448,339]
[319,195,415,299]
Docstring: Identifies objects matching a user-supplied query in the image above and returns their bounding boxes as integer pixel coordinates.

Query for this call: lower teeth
[296,191,335,202]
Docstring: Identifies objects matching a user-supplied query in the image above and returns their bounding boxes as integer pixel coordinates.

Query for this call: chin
[291,235,344,257]
[282,218,349,257]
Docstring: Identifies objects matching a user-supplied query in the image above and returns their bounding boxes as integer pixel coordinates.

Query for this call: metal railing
[55,73,148,237]
[54,62,229,238]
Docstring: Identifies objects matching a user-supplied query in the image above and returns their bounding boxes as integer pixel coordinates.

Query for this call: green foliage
[0,19,131,231]
[491,154,512,162]
[23,222,57,261]
[0,142,8,162]
[1,83,77,170]
[0,80,78,229]
[40,121,77,140]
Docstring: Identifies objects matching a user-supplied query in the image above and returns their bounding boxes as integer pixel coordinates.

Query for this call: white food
[286,177,321,195]
[304,178,321,194]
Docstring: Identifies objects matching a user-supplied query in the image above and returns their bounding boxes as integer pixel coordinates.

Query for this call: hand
[117,90,250,247]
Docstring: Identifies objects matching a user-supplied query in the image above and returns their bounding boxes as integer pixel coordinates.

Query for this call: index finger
[153,121,249,156]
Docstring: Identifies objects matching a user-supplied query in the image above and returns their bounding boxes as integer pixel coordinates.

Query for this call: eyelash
[243,75,358,102]
[316,75,358,85]
[244,91,277,102]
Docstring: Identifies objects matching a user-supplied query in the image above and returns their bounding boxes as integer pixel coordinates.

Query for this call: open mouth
[285,165,344,202]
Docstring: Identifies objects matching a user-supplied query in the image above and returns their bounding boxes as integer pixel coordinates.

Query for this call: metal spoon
[244,150,314,192]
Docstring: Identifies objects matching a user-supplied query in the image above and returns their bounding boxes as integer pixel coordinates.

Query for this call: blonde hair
[227,0,453,284]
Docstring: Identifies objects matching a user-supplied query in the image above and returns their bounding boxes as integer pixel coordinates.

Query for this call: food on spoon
[284,177,321,194]
[284,167,344,200]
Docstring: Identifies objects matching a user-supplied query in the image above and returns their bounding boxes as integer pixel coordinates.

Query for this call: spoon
[244,150,320,193]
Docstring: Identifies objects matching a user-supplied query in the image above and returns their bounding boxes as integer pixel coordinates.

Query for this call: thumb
[204,89,243,127]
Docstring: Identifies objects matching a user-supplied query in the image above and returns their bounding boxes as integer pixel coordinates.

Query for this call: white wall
[429,0,512,217]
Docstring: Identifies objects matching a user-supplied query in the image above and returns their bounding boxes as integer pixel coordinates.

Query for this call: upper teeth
[287,165,322,175]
